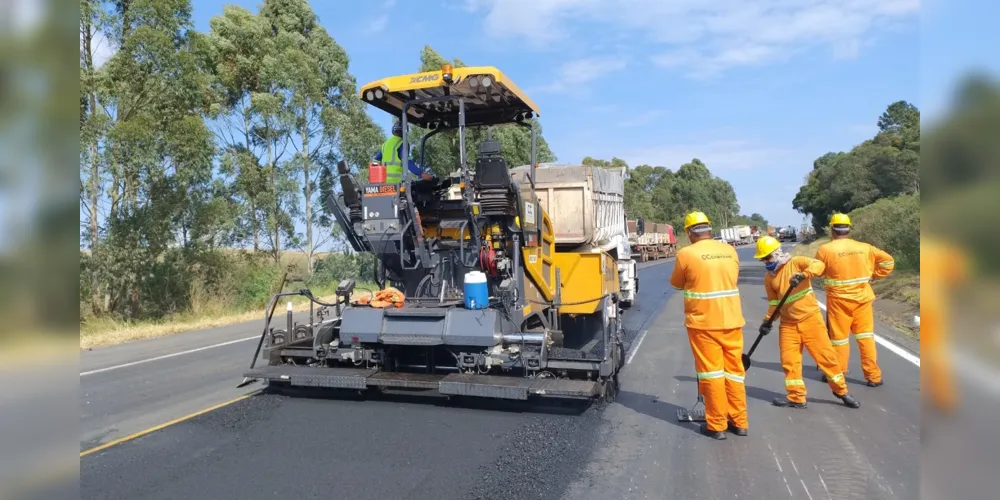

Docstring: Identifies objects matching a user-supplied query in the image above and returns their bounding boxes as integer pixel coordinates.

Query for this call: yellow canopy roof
[359,66,540,128]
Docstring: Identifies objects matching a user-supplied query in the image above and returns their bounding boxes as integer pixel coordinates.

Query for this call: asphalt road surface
[80,246,925,500]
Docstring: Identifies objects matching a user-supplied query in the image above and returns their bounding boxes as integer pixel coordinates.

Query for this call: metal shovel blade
[676,407,706,422]
[741,353,752,370]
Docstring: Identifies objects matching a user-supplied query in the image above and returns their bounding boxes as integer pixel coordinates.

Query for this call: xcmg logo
[409,74,440,84]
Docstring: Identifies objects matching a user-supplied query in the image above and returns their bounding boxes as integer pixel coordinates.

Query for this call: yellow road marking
[80,390,261,457]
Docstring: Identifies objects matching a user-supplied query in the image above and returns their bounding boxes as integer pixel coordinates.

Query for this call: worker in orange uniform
[669,211,748,440]
[920,232,967,415]
[755,236,861,409]
[813,213,894,387]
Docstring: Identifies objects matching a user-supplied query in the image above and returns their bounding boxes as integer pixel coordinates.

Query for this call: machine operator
[374,121,433,183]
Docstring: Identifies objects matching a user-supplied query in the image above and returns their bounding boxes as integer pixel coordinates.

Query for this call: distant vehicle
[777,226,797,242]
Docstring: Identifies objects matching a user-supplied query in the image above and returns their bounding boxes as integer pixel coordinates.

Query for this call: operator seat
[473,139,516,216]
[473,139,511,190]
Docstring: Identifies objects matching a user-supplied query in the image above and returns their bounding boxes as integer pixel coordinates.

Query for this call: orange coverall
[814,239,894,384]
[764,256,850,403]
[670,239,747,433]
[920,237,967,413]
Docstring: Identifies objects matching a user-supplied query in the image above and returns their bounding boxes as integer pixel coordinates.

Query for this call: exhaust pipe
[500,333,545,344]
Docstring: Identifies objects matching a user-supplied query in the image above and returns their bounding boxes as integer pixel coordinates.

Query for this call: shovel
[741,279,796,370]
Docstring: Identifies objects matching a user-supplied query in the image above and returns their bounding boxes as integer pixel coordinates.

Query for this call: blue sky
[69,0,1000,252]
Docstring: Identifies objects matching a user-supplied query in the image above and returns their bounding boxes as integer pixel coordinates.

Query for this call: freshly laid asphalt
[80,246,923,500]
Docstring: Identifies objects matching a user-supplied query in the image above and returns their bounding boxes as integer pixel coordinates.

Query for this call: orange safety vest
[814,238,894,303]
[669,239,746,330]
[763,256,825,324]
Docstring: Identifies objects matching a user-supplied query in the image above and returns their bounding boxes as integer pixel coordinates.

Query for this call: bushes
[309,252,376,288]
[846,193,920,270]
[79,248,376,324]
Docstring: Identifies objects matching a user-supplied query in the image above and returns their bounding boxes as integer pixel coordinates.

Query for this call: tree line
[78,0,566,321]
[577,157,768,234]
[791,100,921,270]
[78,0,753,323]
[792,100,920,232]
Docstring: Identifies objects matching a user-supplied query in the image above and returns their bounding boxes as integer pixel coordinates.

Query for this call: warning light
[442,64,453,83]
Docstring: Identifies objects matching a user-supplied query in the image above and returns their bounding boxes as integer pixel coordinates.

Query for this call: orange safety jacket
[764,256,825,324]
[814,238,894,303]
[669,239,746,330]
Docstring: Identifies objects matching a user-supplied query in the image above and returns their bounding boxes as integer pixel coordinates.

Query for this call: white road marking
[80,335,259,376]
[626,328,649,365]
[800,479,814,500]
[815,301,920,367]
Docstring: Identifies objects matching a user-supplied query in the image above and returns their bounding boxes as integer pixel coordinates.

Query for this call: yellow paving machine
[240,65,637,402]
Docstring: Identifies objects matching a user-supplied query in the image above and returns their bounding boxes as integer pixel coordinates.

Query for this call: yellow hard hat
[829,213,852,226]
[683,211,711,231]
[754,235,781,259]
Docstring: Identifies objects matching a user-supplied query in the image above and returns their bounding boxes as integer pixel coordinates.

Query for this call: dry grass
[80,285,377,350]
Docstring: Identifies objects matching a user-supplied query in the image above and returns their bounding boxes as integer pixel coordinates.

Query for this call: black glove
[789,272,806,287]
[759,323,772,336]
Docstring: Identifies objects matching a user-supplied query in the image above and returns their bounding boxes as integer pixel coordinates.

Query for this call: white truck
[733,225,753,245]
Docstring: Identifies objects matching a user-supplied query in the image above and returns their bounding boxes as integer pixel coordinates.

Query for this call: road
[79,246,923,499]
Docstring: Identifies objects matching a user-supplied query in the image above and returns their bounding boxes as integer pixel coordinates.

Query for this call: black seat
[474,139,511,191]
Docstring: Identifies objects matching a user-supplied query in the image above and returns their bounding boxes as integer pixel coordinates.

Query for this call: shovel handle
[744,280,799,361]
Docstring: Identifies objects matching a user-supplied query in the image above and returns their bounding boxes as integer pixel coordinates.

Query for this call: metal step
[244,365,376,390]
[243,365,600,401]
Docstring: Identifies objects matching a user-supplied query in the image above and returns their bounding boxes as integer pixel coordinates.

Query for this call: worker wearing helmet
[669,211,748,440]
[755,236,861,410]
[373,121,433,183]
[813,213,894,387]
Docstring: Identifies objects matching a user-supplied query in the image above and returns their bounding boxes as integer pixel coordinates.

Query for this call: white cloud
[531,56,628,93]
[368,14,388,33]
[616,110,664,128]
[469,0,919,77]
[619,139,799,172]
[80,28,116,69]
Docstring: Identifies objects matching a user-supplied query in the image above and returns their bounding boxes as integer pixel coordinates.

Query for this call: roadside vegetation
[579,157,769,234]
[790,101,920,333]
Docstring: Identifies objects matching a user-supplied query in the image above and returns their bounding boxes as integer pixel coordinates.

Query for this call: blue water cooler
[464,271,488,310]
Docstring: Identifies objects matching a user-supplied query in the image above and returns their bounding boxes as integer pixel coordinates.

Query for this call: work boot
[699,423,727,440]
[727,421,748,437]
[867,379,883,387]
[839,393,861,408]
[772,397,807,408]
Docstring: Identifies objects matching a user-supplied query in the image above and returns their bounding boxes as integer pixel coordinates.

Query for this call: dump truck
[509,163,636,309]
[626,218,676,261]
[733,225,753,245]
[778,226,798,242]
[239,65,630,403]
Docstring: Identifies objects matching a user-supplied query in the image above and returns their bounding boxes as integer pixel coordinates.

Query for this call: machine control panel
[361,184,401,234]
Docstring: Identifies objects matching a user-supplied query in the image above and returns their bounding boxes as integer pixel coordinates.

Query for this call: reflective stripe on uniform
[785,379,805,387]
[684,289,740,299]
[824,277,871,286]
[853,332,875,340]
[697,370,725,380]
[725,372,745,383]
[831,337,850,346]
[877,261,894,268]
[829,373,845,383]
[769,287,813,306]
